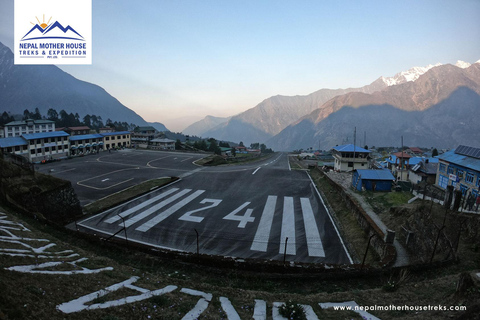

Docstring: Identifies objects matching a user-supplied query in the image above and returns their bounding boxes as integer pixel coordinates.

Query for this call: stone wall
[317,168,396,267]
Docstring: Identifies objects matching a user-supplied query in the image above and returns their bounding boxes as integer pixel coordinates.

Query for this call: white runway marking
[104,188,179,224]
[136,190,205,232]
[252,167,261,175]
[279,197,296,255]
[250,195,277,252]
[300,198,325,257]
[123,189,192,228]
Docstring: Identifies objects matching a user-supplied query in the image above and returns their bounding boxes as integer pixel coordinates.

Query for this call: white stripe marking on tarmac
[104,188,179,224]
[250,195,277,252]
[300,198,325,257]
[136,190,205,232]
[123,189,192,228]
[279,197,296,255]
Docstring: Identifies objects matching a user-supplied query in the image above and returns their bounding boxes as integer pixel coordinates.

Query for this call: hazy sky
[1,0,479,131]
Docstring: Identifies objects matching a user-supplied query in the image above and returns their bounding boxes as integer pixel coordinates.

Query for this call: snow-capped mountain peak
[381,63,442,86]
[455,60,471,69]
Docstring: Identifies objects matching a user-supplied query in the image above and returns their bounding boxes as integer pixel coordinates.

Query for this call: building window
[52,146,56,151]
[36,148,41,154]
[348,162,353,167]
[30,140,35,145]
[30,149,35,155]
[447,166,454,174]
[457,169,464,179]
[477,176,480,187]
[58,145,62,150]
[45,147,49,152]
[439,163,446,172]
[460,184,468,195]
[438,175,448,189]
[466,172,474,184]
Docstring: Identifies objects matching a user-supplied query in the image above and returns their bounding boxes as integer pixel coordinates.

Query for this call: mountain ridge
[0,42,167,130]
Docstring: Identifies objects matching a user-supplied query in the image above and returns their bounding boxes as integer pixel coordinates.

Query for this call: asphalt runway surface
[38,150,352,264]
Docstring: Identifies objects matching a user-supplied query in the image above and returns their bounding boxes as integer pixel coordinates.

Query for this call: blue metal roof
[355,169,395,181]
[333,144,371,153]
[0,137,28,148]
[70,134,103,141]
[438,149,480,172]
[100,131,131,137]
[22,131,70,140]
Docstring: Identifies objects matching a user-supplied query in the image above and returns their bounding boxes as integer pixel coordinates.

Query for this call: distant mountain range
[185,59,480,150]
[0,42,168,130]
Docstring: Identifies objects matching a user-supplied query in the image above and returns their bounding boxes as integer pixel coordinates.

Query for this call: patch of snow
[382,63,442,86]
[455,60,471,68]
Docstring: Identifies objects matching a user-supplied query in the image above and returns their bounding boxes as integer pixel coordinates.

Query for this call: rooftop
[332,144,371,153]
[22,131,70,140]
[0,137,28,148]
[355,169,395,181]
[439,148,480,172]
[70,134,104,141]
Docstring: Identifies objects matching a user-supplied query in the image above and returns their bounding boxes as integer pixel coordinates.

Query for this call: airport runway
[39,150,351,264]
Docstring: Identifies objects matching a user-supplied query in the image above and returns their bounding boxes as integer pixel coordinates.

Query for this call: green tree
[22,109,32,120]
[47,108,59,121]
[175,139,182,150]
[33,108,42,120]
[432,148,439,157]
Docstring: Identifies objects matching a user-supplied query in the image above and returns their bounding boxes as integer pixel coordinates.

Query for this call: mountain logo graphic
[21,17,84,41]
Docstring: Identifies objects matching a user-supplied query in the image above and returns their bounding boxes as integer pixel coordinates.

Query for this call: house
[149,138,175,150]
[352,169,395,191]
[436,145,480,198]
[408,158,439,185]
[3,119,55,137]
[405,147,424,156]
[56,126,91,136]
[234,146,247,153]
[332,144,371,172]
[389,151,413,181]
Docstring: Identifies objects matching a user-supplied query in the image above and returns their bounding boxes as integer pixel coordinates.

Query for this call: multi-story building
[22,131,70,162]
[131,126,159,147]
[3,119,55,137]
[69,134,104,156]
[436,145,480,198]
[332,144,371,172]
[101,131,131,150]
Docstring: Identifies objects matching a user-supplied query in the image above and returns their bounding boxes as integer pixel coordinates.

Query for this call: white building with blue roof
[436,145,480,199]
[22,131,70,162]
[332,144,371,172]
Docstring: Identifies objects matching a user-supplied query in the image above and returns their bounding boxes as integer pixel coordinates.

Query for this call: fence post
[283,237,288,265]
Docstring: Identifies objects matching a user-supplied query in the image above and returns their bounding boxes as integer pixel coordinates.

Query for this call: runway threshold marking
[250,195,277,252]
[104,188,180,224]
[136,190,206,232]
[301,198,325,257]
[122,189,193,228]
[279,197,296,255]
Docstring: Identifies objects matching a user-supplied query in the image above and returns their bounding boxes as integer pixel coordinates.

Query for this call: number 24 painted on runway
[178,199,255,228]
